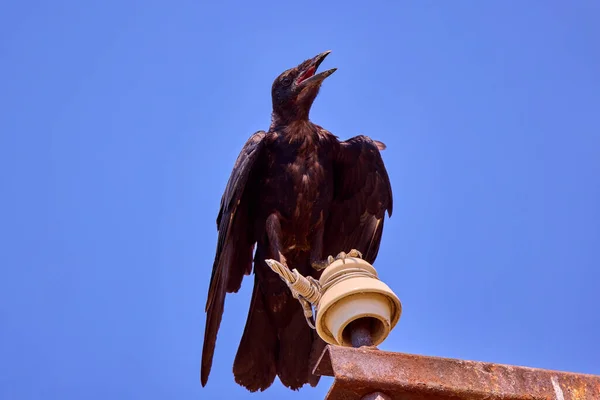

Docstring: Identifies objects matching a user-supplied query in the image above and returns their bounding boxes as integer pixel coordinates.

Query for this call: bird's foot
[311,255,335,271]
[335,249,363,263]
[311,249,363,271]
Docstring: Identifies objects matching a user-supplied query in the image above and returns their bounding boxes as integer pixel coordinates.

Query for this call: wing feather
[324,135,393,264]
[201,130,267,386]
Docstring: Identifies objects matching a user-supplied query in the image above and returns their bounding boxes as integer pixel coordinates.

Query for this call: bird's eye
[282,77,291,86]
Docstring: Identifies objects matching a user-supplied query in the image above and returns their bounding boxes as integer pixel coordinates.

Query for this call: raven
[201,50,393,392]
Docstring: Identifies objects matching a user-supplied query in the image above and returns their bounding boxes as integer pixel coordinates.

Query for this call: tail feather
[234,288,322,392]
[232,249,323,392]
[233,277,278,392]
[276,306,316,390]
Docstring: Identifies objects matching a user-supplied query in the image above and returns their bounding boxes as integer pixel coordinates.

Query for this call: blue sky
[1,1,599,399]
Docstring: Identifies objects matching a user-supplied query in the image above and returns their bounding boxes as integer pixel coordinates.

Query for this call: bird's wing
[201,130,267,386]
[323,135,393,264]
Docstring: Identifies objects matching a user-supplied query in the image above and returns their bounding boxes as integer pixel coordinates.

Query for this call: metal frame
[313,345,600,400]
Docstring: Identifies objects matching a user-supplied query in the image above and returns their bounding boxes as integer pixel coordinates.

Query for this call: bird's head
[270,50,337,126]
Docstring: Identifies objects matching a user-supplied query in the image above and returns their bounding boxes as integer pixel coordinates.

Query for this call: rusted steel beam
[313,345,600,400]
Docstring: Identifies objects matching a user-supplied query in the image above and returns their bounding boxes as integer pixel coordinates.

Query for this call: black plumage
[201,50,393,392]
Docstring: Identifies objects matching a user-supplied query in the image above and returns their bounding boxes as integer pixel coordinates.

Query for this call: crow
[201,50,393,392]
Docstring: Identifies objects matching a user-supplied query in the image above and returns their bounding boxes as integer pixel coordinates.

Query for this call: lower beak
[298,50,337,87]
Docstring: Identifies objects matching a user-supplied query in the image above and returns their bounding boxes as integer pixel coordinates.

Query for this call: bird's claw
[311,249,363,270]
[335,249,363,264]
[311,258,330,271]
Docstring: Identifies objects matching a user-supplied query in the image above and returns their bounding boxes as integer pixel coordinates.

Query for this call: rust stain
[313,345,600,400]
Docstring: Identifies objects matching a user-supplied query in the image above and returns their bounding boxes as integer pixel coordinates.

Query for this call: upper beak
[297,50,337,87]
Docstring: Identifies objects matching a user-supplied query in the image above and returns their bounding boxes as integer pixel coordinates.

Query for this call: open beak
[296,50,337,88]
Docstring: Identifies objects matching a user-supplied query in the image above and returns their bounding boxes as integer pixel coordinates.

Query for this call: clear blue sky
[1,1,599,399]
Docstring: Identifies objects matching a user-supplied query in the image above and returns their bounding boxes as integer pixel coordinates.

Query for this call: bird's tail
[233,253,325,392]
[232,276,278,392]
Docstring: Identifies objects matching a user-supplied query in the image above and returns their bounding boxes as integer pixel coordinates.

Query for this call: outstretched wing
[323,135,393,264]
[201,130,267,386]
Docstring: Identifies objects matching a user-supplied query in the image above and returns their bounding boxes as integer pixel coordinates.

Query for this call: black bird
[201,50,393,392]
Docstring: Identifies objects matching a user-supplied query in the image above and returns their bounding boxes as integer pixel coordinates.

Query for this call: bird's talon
[312,249,363,271]
[335,251,347,263]
[347,249,363,259]
[311,258,330,271]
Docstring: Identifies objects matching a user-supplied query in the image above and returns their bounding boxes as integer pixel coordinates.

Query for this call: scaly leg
[265,213,287,267]
[262,213,296,313]
[308,216,330,271]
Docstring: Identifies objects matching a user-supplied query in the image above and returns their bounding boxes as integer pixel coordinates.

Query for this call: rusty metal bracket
[313,345,600,400]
